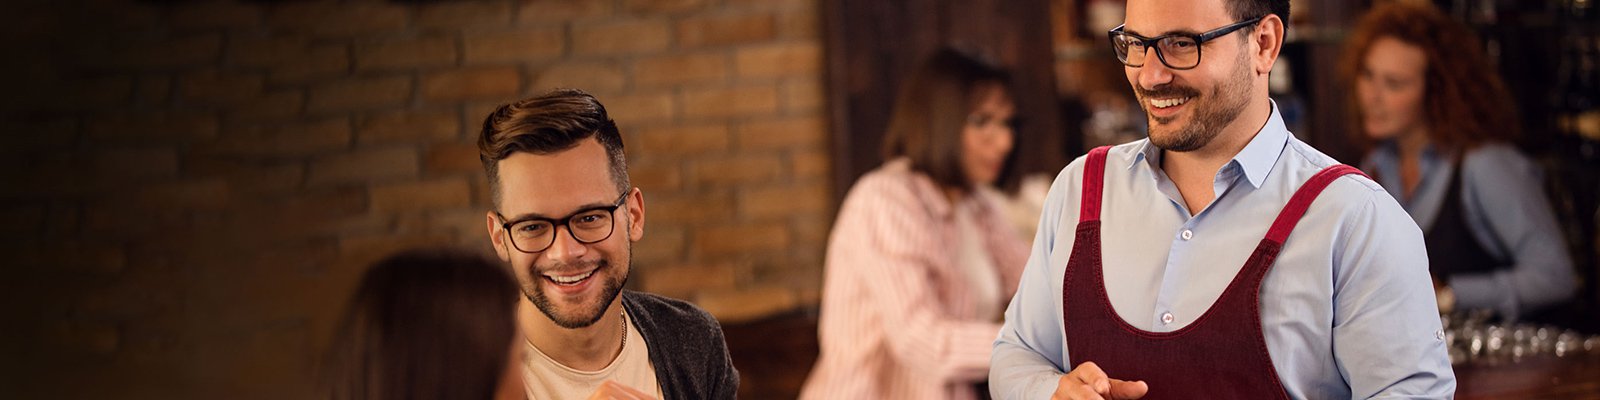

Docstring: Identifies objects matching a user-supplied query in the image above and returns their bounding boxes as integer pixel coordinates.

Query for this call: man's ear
[486,211,510,261]
[1253,14,1286,75]
[626,187,645,241]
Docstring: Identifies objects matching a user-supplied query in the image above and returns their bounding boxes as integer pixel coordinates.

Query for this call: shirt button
[1161,312,1175,325]
[1180,230,1193,240]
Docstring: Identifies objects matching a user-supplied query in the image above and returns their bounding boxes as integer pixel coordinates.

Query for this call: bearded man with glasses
[989,0,1454,399]
[480,89,738,400]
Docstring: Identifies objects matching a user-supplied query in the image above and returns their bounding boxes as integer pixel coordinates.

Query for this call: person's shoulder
[1462,142,1538,178]
[622,290,724,333]
[1280,136,1389,209]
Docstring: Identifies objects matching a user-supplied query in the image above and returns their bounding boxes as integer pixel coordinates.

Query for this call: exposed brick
[739,181,829,219]
[630,223,684,265]
[642,262,737,299]
[134,75,171,106]
[0,118,76,151]
[635,123,729,155]
[597,91,675,123]
[421,67,522,102]
[308,76,411,114]
[370,178,471,212]
[307,147,419,186]
[647,192,735,225]
[776,6,819,39]
[680,85,779,119]
[533,61,627,92]
[792,149,830,180]
[17,242,127,274]
[270,44,349,85]
[179,70,265,106]
[38,320,120,356]
[187,157,305,197]
[694,286,797,323]
[724,0,811,10]
[206,118,352,157]
[425,141,483,174]
[355,36,457,72]
[228,36,307,68]
[635,53,728,87]
[269,3,409,37]
[734,42,821,79]
[357,109,460,145]
[85,112,219,144]
[782,78,824,113]
[623,0,708,14]
[464,28,565,65]
[676,13,776,48]
[692,155,783,185]
[91,147,179,181]
[572,19,670,55]
[417,1,513,30]
[105,34,222,70]
[517,0,612,23]
[226,90,304,122]
[738,116,825,150]
[131,179,231,209]
[628,159,682,191]
[170,2,263,31]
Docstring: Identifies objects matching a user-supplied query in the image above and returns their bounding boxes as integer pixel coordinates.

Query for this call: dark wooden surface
[1457,354,1600,400]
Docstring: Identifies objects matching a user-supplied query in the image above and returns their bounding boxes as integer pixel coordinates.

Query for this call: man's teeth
[546,270,596,284]
[1151,97,1191,108]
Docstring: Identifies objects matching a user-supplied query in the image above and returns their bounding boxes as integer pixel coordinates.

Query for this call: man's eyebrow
[504,201,614,223]
[1122,27,1202,38]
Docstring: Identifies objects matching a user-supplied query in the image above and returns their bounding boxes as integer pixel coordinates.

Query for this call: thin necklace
[523,310,628,357]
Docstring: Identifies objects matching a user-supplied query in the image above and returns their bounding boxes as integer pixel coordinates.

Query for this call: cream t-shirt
[522,312,661,400]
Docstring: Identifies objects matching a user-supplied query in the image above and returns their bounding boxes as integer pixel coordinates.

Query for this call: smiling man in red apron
[989,0,1455,399]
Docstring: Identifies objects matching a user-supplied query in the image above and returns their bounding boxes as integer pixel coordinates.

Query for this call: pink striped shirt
[801,160,1030,400]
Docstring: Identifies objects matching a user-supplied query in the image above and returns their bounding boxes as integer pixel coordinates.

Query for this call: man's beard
[1138,51,1253,152]
[524,250,629,329]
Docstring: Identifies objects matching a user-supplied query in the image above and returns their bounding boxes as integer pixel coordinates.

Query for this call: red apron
[1062,146,1365,399]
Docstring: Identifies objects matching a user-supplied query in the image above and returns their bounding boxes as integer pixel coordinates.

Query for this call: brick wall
[0,0,829,397]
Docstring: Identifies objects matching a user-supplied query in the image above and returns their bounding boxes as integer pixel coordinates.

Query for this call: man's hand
[585,380,658,400]
[1052,361,1148,400]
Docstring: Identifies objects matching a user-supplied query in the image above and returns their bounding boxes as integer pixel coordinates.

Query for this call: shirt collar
[1127,100,1289,189]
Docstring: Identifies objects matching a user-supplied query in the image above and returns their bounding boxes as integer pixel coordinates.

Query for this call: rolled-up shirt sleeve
[1329,185,1456,399]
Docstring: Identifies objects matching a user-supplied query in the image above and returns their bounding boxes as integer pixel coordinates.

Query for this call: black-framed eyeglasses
[496,191,630,254]
[1108,16,1265,70]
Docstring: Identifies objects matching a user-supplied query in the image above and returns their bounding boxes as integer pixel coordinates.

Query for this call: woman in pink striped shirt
[800,48,1032,400]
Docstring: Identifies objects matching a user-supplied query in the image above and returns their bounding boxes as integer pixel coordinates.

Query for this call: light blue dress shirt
[1365,142,1577,321]
[991,105,1455,399]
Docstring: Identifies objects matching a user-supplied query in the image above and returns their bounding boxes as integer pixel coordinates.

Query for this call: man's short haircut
[478,89,630,210]
[1226,0,1289,31]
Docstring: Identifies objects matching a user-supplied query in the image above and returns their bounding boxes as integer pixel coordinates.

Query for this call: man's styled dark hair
[478,88,630,210]
[1227,0,1290,30]
[321,248,521,400]
[882,48,1015,191]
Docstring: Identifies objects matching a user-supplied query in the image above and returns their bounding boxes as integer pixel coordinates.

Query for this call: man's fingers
[1108,379,1148,399]
[1062,382,1107,400]
[1069,362,1111,393]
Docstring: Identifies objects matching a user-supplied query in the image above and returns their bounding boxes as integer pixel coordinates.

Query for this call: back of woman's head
[322,248,521,400]
[883,47,1015,190]
[1340,2,1519,150]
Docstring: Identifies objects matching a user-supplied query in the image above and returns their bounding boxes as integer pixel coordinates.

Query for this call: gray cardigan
[620,290,740,400]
